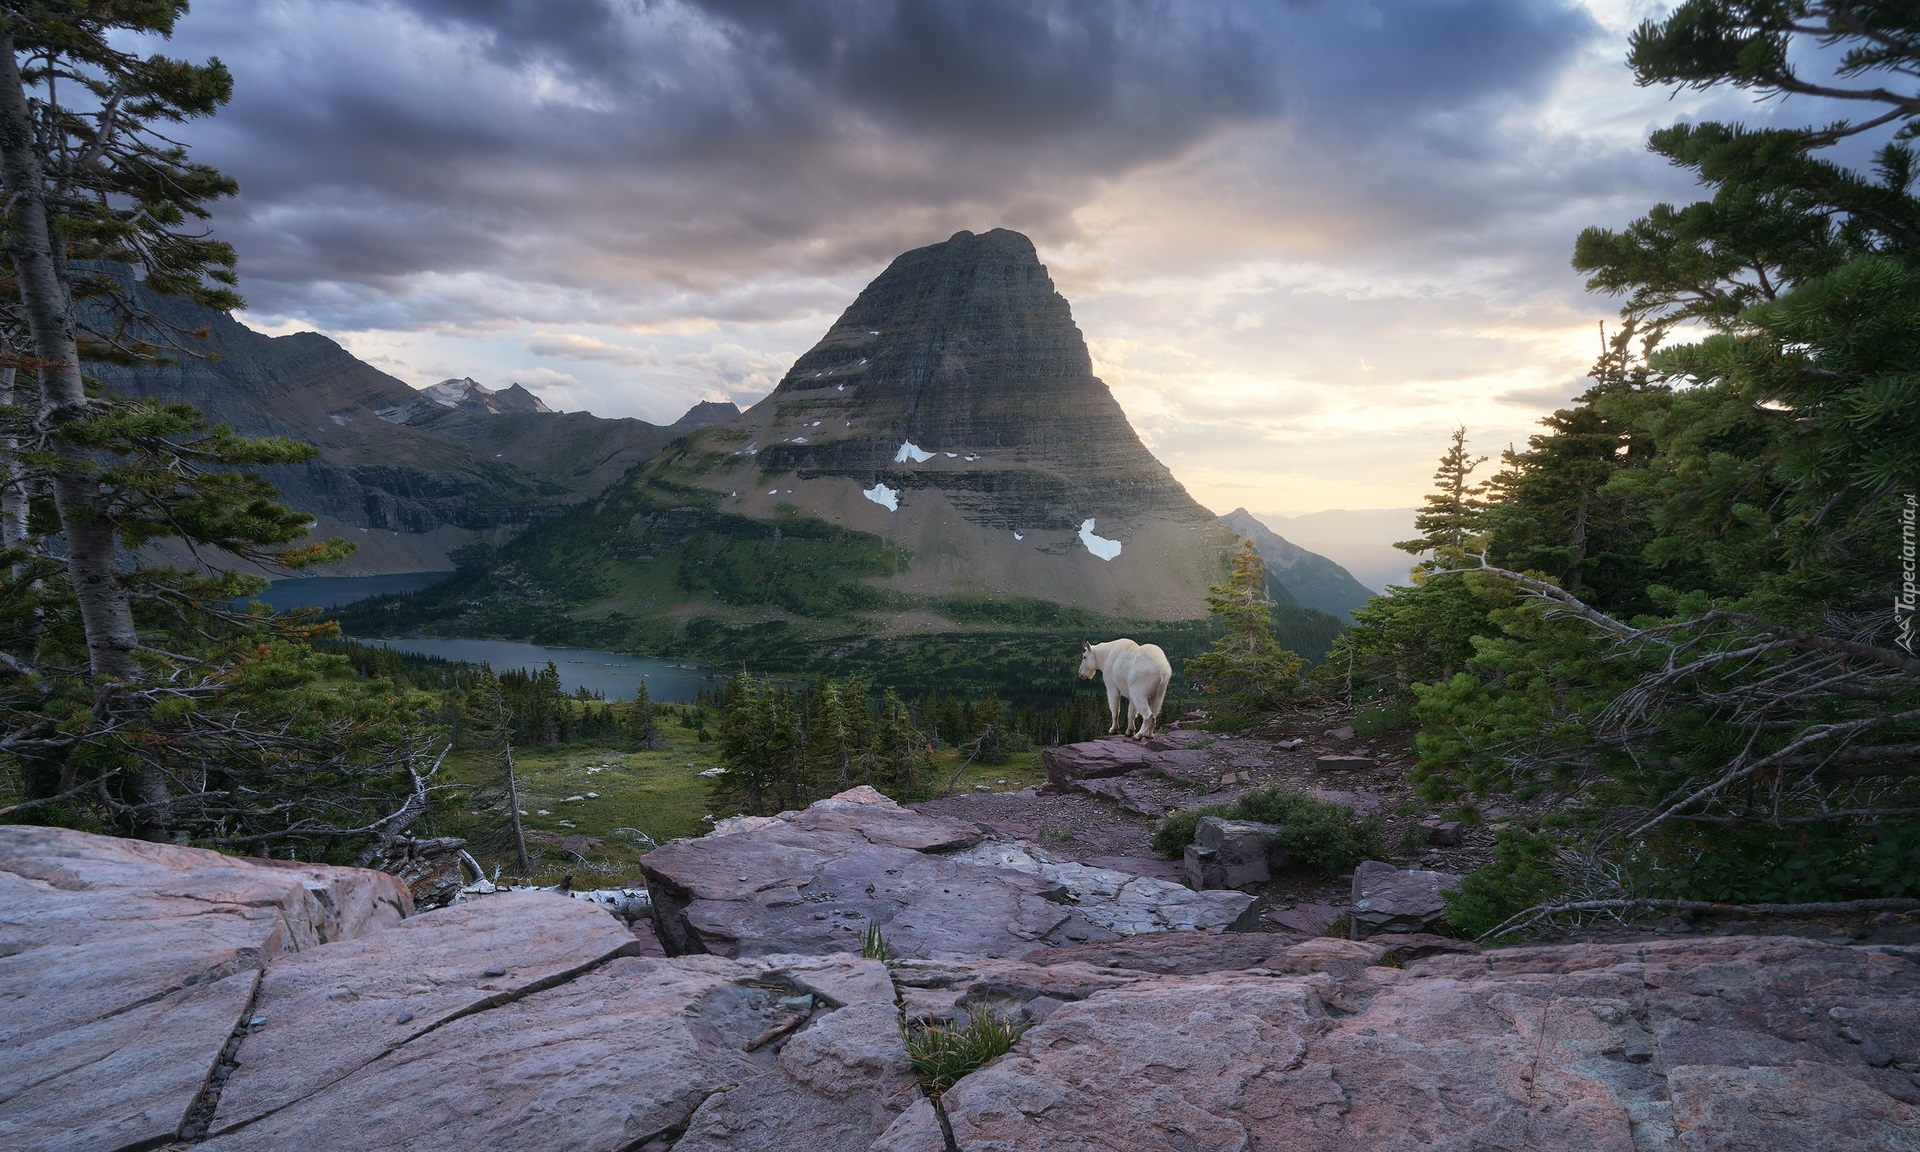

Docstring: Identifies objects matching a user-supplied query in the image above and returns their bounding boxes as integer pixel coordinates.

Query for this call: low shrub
[1150,786,1388,873]
[1351,701,1415,738]
[1442,829,1566,939]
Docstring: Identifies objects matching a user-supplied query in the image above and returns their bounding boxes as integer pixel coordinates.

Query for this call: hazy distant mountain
[383,228,1241,648]
[88,285,713,574]
[668,400,742,433]
[418,377,554,415]
[1255,508,1420,594]
[1218,509,1377,622]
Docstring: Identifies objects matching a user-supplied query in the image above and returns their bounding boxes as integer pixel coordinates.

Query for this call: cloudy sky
[150,0,1787,516]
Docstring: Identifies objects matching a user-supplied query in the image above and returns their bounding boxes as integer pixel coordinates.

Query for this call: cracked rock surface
[873,935,1920,1152]
[641,788,1253,960]
[10,824,1920,1152]
[0,826,410,1152]
[200,952,912,1152]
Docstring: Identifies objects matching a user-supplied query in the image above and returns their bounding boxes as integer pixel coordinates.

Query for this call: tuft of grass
[1150,785,1388,873]
[861,921,891,963]
[903,1012,1030,1096]
[1395,819,1432,857]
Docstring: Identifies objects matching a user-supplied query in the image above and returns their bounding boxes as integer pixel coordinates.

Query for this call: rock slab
[1185,816,1281,890]
[0,826,410,1152]
[1350,859,1463,938]
[642,788,1252,960]
[874,936,1920,1152]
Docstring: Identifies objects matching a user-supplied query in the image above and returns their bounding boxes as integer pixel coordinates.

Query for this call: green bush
[903,1012,1030,1095]
[1443,829,1567,939]
[1352,701,1415,738]
[1150,787,1388,873]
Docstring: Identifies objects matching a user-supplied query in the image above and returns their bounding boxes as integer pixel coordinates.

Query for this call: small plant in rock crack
[903,1012,1031,1096]
[861,920,891,963]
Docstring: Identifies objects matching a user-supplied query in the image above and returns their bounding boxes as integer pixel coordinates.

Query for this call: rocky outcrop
[875,935,1920,1152]
[8,827,1919,1151]
[0,827,409,1152]
[639,788,1254,960]
[1350,859,1465,938]
[1043,733,1209,788]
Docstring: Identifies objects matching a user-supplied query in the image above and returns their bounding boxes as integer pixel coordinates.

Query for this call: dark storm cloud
[161,0,1604,328]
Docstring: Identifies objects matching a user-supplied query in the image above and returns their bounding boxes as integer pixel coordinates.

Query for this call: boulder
[950,842,1256,935]
[1422,818,1465,847]
[1185,817,1281,890]
[0,826,410,1152]
[642,792,1254,960]
[1350,860,1463,938]
[642,790,1126,960]
[873,936,1920,1152]
[1042,736,1159,785]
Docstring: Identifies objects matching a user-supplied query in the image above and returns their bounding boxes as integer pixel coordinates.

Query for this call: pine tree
[0,4,428,850]
[627,680,661,749]
[1395,426,1490,563]
[1182,540,1304,730]
[463,670,530,876]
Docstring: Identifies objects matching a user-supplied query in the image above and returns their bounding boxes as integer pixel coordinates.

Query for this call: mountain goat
[1078,638,1172,740]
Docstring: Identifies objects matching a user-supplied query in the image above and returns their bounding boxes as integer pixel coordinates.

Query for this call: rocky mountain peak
[669,400,742,432]
[419,377,553,415]
[748,227,1211,532]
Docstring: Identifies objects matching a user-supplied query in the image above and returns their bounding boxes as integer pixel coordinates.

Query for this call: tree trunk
[0,37,166,835]
[0,366,24,561]
[500,734,531,876]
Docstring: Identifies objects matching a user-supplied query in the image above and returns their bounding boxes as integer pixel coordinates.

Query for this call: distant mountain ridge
[418,377,554,415]
[88,285,718,574]
[1218,509,1377,622]
[1253,508,1420,594]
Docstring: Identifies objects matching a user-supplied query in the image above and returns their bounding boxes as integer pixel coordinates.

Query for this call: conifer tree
[0,3,430,850]
[627,680,660,749]
[463,669,530,876]
[1184,540,1305,730]
[1395,426,1490,563]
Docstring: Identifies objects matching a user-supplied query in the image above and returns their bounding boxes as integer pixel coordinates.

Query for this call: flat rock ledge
[0,826,411,1152]
[639,787,1256,959]
[6,825,1920,1152]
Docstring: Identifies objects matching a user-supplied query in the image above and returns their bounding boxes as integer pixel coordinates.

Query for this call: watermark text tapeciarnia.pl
[1899,493,1917,656]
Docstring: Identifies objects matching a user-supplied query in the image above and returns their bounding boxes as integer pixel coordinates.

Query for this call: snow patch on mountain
[1079,519,1122,561]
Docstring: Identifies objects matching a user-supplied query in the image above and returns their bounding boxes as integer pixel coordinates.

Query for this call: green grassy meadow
[430,704,1047,886]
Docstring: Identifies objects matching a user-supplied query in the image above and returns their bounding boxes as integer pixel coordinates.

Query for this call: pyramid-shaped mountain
[401,229,1239,647]
[750,228,1210,529]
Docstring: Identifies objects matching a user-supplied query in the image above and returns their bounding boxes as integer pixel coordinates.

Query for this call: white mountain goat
[1078,638,1173,740]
